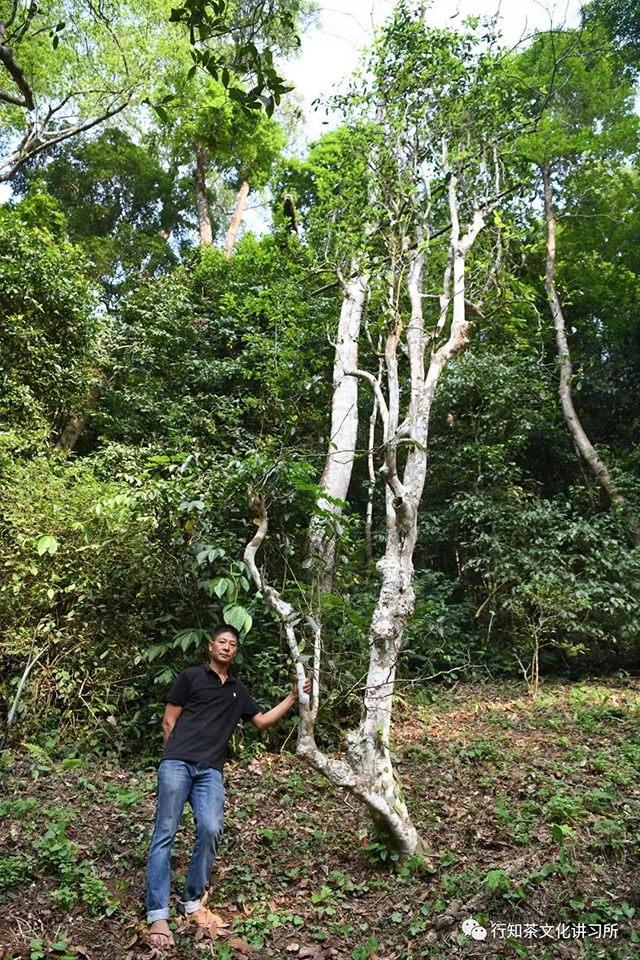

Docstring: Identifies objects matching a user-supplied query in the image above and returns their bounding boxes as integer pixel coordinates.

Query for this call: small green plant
[362,827,400,865]
[24,742,52,779]
[584,789,614,813]
[585,897,637,925]
[34,821,78,878]
[478,774,496,788]
[484,868,511,893]
[0,796,39,819]
[457,737,503,763]
[592,817,626,850]
[404,744,437,761]
[0,854,34,891]
[80,874,118,916]
[51,884,79,912]
[352,937,379,960]
[544,792,585,824]
[30,938,78,960]
[311,885,338,918]
[30,940,47,960]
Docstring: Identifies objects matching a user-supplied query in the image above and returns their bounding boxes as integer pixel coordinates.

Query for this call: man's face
[209,631,238,664]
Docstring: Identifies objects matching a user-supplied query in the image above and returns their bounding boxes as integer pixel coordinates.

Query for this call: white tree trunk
[243,155,495,858]
[307,273,367,593]
[224,180,250,259]
[244,495,421,857]
[345,172,485,850]
[306,273,367,718]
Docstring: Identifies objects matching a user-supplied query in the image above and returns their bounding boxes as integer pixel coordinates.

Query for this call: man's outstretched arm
[251,678,311,732]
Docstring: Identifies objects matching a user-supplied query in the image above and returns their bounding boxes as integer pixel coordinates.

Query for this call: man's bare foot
[146,919,175,949]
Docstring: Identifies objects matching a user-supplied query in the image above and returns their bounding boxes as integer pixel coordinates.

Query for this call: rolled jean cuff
[147,908,170,923]
[177,898,201,915]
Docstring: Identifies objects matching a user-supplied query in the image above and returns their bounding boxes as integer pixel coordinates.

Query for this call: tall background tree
[513,27,640,541]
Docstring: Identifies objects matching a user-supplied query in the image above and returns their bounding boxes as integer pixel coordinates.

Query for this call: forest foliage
[0,0,639,764]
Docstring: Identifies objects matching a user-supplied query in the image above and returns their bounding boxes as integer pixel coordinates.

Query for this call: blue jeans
[146,760,225,923]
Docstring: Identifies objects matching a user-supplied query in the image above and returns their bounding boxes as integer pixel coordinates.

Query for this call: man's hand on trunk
[292,676,312,701]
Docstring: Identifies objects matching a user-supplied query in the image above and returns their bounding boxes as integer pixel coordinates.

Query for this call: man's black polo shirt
[161,664,260,771]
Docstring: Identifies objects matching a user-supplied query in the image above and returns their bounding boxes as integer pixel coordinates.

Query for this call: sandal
[144,929,175,952]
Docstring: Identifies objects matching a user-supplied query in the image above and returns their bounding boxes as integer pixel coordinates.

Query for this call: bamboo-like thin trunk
[541,164,639,544]
[194,142,213,247]
[224,180,250,259]
[0,648,44,752]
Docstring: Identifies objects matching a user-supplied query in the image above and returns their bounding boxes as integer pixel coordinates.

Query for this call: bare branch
[343,368,389,439]
[0,86,29,107]
[0,35,35,110]
[0,90,133,182]
[243,492,310,707]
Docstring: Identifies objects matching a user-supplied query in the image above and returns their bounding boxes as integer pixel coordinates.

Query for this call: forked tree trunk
[244,497,424,858]
[224,180,250,259]
[194,141,213,247]
[541,165,639,544]
[344,172,490,850]
[245,170,492,857]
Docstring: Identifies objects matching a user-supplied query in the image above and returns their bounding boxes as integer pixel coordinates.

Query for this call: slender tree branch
[343,368,389,439]
[0,90,133,181]
[0,647,44,753]
[244,492,310,708]
[0,34,35,109]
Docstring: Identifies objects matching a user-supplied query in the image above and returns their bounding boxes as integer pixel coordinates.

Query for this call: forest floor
[0,678,639,960]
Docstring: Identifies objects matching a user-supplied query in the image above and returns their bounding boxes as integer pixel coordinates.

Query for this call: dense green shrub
[0,204,101,431]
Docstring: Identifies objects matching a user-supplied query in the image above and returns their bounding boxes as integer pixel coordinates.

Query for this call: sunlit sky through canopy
[285,0,584,142]
[0,1,585,210]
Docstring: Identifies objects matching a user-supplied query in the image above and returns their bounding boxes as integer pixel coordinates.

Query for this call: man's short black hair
[210,625,240,643]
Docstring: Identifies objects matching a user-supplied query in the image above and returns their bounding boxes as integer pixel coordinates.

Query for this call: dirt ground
[1,678,638,960]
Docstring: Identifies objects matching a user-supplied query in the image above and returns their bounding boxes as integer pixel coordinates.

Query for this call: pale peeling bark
[307,273,367,594]
[194,142,213,247]
[541,165,639,544]
[244,494,310,709]
[224,179,250,259]
[365,348,383,556]
[347,172,486,837]
[306,273,367,719]
[244,495,421,858]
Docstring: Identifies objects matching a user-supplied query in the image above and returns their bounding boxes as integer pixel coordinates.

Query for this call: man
[146,625,310,949]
